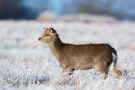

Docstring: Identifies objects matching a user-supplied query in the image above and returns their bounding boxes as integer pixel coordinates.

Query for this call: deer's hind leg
[95,62,108,79]
[109,64,122,79]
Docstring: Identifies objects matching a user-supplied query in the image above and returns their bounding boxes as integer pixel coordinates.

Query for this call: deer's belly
[75,63,94,70]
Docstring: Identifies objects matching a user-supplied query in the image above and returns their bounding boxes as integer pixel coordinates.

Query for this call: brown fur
[39,27,122,79]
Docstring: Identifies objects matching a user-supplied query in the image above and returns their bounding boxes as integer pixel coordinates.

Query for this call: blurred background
[0,0,135,89]
[0,0,135,20]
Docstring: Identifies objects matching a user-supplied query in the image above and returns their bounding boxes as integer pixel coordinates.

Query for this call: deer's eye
[46,34,49,36]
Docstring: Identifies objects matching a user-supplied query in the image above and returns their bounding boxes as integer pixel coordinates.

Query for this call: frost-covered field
[0,20,135,90]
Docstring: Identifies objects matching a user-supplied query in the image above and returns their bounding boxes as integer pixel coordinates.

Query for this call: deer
[38,27,122,79]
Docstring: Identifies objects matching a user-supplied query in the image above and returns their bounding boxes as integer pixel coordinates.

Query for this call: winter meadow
[0,15,135,90]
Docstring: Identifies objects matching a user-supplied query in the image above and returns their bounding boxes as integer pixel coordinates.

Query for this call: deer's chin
[39,39,45,43]
[39,39,42,42]
[43,40,49,44]
[40,39,51,44]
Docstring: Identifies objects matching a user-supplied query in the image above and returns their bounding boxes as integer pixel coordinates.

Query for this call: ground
[0,19,135,90]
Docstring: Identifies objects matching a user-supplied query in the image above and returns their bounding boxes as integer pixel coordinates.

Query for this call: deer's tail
[111,47,117,67]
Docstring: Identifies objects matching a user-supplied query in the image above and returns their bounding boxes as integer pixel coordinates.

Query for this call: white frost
[0,19,135,90]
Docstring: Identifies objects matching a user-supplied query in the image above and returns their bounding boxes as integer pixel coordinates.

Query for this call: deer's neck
[49,37,63,60]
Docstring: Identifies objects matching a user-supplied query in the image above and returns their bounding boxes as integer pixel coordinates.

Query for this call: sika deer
[38,27,122,79]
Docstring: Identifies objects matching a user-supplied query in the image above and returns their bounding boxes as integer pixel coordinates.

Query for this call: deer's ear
[43,27,47,31]
[50,27,56,33]
[50,27,54,30]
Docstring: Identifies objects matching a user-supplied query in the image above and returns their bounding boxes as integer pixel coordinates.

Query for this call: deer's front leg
[61,63,74,77]
[62,69,74,76]
[62,69,74,82]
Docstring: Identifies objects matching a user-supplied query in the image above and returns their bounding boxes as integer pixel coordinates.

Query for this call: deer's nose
[38,38,41,41]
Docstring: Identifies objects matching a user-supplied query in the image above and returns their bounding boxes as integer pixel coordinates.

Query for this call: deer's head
[39,27,57,44]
